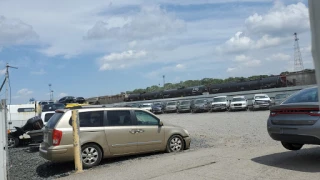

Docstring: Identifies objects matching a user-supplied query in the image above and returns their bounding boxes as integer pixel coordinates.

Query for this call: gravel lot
[9,110,309,180]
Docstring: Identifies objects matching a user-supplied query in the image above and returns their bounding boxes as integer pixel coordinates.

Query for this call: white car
[229,96,248,111]
[211,96,230,112]
[251,94,271,110]
[140,103,152,111]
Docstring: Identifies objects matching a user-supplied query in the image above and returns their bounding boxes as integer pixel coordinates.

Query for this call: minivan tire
[81,143,103,168]
[166,135,185,153]
[281,142,303,151]
[8,135,19,148]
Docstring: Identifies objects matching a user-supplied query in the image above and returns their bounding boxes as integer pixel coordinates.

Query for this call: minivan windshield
[213,97,226,102]
[180,101,190,105]
[232,98,246,102]
[46,112,64,128]
[167,102,176,106]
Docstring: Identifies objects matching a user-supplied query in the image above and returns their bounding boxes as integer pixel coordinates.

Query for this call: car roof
[254,94,268,96]
[214,96,227,98]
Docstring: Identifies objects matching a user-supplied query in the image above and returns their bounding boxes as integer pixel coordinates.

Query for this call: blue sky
[0,0,314,103]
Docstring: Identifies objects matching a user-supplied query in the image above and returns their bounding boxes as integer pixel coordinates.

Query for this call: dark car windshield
[213,97,226,102]
[46,112,64,128]
[42,104,65,112]
[180,101,190,105]
[195,99,205,104]
[282,87,318,104]
[232,98,246,102]
[153,103,162,106]
[275,94,287,99]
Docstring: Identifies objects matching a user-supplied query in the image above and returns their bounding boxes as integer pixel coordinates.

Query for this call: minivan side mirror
[159,121,163,126]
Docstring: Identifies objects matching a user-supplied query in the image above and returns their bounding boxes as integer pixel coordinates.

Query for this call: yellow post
[72,110,83,173]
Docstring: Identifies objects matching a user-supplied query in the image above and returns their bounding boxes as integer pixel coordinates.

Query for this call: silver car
[267,86,319,150]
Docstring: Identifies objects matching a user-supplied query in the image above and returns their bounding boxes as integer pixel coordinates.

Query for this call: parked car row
[122,93,283,114]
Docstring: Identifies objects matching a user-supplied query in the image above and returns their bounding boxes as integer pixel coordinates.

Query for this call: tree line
[126,75,271,94]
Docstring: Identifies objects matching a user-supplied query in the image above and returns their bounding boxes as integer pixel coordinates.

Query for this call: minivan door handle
[129,129,137,134]
[136,129,144,133]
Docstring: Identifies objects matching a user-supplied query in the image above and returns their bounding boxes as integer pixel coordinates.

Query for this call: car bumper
[267,120,320,145]
[178,108,190,112]
[184,136,191,149]
[230,105,247,110]
[253,104,270,109]
[211,106,227,110]
[39,143,74,162]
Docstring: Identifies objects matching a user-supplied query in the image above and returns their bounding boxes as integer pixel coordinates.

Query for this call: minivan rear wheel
[281,142,303,151]
[81,144,102,168]
[166,135,185,153]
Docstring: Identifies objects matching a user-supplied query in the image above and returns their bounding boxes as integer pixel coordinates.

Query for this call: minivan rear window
[46,112,64,128]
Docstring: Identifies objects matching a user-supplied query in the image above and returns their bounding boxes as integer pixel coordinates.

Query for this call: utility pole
[5,63,18,104]
[48,84,52,101]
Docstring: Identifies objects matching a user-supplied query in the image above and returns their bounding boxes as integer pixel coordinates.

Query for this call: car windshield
[181,101,190,105]
[232,98,246,102]
[255,96,268,99]
[153,103,162,106]
[42,104,65,112]
[282,87,318,104]
[275,94,287,99]
[213,97,226,102]
[195,99,205,104]
[167,102,176,105]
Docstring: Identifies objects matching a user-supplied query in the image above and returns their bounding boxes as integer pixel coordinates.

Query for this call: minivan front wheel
[166,135,185,153]
[81,144,102,168]
[281,142,303,151]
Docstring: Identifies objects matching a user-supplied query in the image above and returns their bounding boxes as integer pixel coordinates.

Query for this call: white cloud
[217,2,309,54]
[235,54,250,62]
[255,35,290,49]
[245,2,309,36]
[99,50,148,71]
[216,32,254,53]
[17,88,33,96]
[227,67,237,72]
[146,63,187,78]
[175,64,185,69]
[30,69,46,75]
[266,53,291,61]
[59,93,68,98]
[85,5,186,41]
[0,69,5,75]
[0,15,39,47]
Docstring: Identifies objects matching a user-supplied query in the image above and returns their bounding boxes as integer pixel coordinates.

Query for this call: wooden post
[71,110,83,173]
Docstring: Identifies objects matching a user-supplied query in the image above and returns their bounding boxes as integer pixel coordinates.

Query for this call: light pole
[163,75,165,90]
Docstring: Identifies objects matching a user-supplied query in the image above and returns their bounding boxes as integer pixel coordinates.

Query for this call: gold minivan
[40,107,191,168]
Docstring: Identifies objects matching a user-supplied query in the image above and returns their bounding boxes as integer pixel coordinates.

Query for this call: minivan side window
[107,110,132,126]
[78,111,104,127]
[135,110,159,126]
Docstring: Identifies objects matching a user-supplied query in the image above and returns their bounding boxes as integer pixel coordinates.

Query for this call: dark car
[8,116,44,148]
[267,86,319,151]
[177,100,191,113]
[58,96,76,104]
[151,102,164,114]
[75,97,86,104]
[191,99,210,113]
